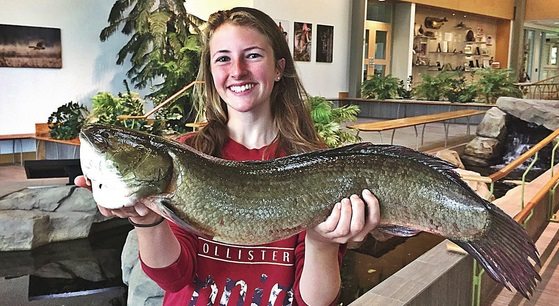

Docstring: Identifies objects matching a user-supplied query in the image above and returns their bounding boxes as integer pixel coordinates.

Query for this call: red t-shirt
[141,136,344,305]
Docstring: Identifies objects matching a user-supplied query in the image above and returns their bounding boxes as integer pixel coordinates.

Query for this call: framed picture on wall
[316,24,333,63]
[0,24,62,68]
[294,22,311,62]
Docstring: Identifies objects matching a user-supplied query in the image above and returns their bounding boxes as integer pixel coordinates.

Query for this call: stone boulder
[435,149,465,169]
[476,107,507,140]
[496,97,559,131]
[122,230,164,306]
[0,186,105,251]
[464,137,502,160]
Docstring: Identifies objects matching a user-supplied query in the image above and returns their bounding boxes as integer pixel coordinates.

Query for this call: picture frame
[293,22,312,62]
[316,24,333,63]
[0,24,62,68]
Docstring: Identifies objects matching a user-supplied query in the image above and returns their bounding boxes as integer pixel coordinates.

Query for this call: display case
[412,6,499,84]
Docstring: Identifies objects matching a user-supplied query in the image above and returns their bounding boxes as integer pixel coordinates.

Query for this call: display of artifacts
[294,22,312,62]
[275,19,290,44]
[0,24,62,68]
[316,24,333,63]
[424,16,448,29]
[466,30,475,42]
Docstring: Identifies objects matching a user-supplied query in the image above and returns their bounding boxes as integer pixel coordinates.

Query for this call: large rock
[0,186,104,251]
[122,230,164,306]
[476,107,507,140]
[496,97,559,131]
[464,136,502,160]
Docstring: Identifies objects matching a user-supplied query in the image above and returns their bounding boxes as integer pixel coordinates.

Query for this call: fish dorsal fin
[317,143,478,199]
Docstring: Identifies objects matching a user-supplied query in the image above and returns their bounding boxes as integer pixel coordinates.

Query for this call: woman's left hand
[307,189,380,245]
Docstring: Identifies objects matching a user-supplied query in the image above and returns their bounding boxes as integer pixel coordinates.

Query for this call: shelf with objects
[411,6,501,85]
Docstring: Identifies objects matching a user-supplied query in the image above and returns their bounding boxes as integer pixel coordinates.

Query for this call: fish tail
[452,204,541,298]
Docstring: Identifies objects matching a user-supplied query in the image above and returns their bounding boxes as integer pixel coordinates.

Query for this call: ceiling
[525,19,559,37]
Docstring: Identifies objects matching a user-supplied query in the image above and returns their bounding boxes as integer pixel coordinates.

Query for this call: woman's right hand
[74,175,161,224]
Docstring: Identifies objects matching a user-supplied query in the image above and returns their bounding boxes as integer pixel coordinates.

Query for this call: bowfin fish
[79,124,541,298]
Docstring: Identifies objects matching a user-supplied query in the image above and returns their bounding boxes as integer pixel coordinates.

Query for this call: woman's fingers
[74,175,91,190]
[311,189,382,244]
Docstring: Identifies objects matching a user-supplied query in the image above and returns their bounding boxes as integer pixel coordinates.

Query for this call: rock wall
[0,186,107,251]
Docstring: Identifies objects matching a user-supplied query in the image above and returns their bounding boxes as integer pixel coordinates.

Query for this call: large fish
[79,124,540,298]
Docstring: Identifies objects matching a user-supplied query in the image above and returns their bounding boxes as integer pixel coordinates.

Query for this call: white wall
[254,0,352,97]
[0,0,141,135]
[0,0,352,136]
[188,0,353,97]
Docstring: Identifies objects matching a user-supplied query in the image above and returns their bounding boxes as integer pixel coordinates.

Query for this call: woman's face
[209,23,284,116]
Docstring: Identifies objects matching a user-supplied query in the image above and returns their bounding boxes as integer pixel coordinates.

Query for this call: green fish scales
[79,124,541,298]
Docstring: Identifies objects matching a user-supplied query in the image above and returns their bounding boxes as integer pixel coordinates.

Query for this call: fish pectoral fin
[142,194,212,239]
[378,225,421,237]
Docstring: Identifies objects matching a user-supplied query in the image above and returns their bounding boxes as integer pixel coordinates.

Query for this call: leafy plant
[414,72,454,101]
[47,102,89,139]
[473,68,522,103]
[89,82,151,132]
[361,75,400,100]
[397,76,413,99]
[309,96,361,148]
[442,72,477,103]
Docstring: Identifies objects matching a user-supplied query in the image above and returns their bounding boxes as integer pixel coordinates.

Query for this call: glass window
[374,64,385,76]
[366,0,392,23]
[551,46,558,65]
[375,31,387,59]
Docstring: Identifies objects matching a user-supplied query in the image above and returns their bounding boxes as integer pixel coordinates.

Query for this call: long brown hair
[189,7,323,156]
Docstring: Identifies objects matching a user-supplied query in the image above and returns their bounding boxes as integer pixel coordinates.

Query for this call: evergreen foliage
[309,96,361,148]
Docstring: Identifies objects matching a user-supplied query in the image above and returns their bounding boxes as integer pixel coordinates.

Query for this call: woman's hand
[307,189,380,245]
[74,175,160,224]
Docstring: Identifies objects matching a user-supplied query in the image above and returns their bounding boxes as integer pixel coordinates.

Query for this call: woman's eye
[215,56,230,63]
[247,53,262,59]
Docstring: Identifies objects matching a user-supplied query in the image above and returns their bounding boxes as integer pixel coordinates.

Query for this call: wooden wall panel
[495,19,511,68]
[525,0,559,20]
[400,0,514,20]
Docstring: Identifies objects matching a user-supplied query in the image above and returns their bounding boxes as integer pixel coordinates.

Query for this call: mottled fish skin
[79,124,541,298]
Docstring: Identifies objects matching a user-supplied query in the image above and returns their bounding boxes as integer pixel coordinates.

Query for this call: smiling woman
[76,7,382,306]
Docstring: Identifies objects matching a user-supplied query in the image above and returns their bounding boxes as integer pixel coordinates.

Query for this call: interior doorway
[363,21,392,81]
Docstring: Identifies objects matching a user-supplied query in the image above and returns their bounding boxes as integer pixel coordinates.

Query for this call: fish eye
[98,183,103,189]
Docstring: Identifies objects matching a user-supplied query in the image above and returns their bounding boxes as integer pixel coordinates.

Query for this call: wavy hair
[189,7,323,157]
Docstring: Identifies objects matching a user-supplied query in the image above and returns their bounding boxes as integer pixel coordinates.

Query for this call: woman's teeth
[229,84,254,93]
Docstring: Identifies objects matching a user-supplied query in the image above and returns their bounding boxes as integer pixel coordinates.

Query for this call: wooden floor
[489,221,559,306]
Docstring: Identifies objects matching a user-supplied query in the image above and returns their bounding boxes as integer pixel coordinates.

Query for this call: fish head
[79,124,173,209]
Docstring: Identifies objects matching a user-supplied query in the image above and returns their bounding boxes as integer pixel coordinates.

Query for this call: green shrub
[308,96,361,147]
[474,68,522,103]
[47,102,89,139]
[361,75,400,100]
[442,73,477,103]
[414,72,454,101]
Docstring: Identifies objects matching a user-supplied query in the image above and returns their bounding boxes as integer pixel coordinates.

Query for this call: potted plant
[442,72,477,103]
[47,102,89,140]
[89,82,151,132]
[308,96,361,147]
[361,75,400,100]
[473,68,522,103]
[414,72,455,101]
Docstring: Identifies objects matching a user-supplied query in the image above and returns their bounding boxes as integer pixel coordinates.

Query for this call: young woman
[77,7,380,306]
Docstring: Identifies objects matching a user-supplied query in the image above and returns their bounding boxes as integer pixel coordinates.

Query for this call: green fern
[309,96,361,148]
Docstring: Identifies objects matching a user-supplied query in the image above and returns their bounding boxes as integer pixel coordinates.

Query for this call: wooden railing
[517,75,559,100]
